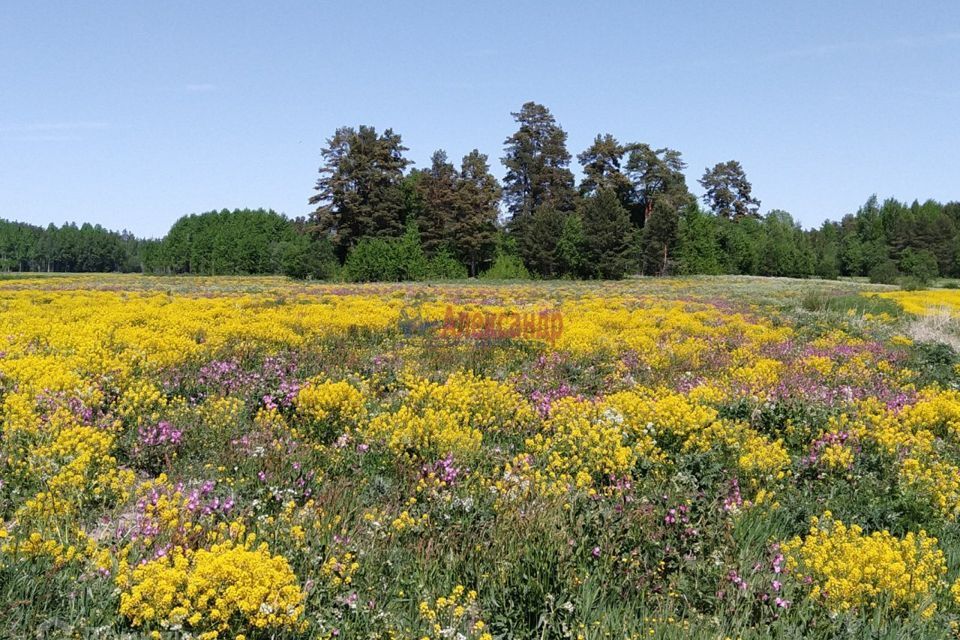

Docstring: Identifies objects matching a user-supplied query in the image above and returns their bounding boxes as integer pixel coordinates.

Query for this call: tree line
[0,219,144,272]
[2,101,957,282]
[141,208,300,275]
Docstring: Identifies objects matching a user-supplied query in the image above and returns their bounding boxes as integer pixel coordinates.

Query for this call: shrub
[426,249,468,280]
[781,514,946,613]
[815,260,840,280]
[480,252,530,280]
[295,378,367,442]
[343,237,401,282]
[868,260,900,284]
[118,538,306,634]
[342,222,430,282]
[899,275,927,291]
[907,341,959,387]
[280,234,338,280]
[899,248,939,285]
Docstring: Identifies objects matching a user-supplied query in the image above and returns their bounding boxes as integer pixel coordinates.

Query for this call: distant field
[7,275,960,639]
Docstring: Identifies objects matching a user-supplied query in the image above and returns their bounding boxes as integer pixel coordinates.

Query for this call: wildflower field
[10,275,960,639]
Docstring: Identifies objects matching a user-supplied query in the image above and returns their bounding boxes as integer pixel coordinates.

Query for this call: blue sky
[2,1,958,238]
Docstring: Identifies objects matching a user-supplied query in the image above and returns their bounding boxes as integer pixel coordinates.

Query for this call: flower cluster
[802,431,855,471]
[781,513,946,613]
[295,377,367,439]
[118,537,306,636]
[136,420,184,450]
[319,552,359,589]
[417,585,492,640]
[364,372,534,459]
[524,398,642,493]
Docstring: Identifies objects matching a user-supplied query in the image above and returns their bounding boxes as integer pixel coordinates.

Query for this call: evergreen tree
[624,144,693,273]
[400,171,427,228]
[556,212,586,278]
[699,160,760,219]
[280,233,337,280]
[640,199,681,276]
[717,216,763,274]
[481,231,530,279]
[868,259,900,284]
[342,220,430,282]
[278,216,338,280]
[624,144,692,227]
[501,102,576,223]
[415,150,459,255]
[394,219,430,280]
[453,150,501,276]
[578,189,633,279]
[837,216,866,276]
[514,207,568,277]
[577,134,634,207]
[899,247,939,284]
[309,125,411,259]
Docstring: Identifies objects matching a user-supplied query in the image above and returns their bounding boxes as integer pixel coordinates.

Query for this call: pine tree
[699,160,760,219]
[579,189,633,279]
[640,199,681,276]
[718,216,763,274]
[624,144,691,227]
[577,134,634,207]
[309,125,411,259]
[415,150,459,255]
[501,102,576,223]
[514,207,567,277]
[453,150,501,276]
[556,212,586,277]
[624,144,694,274]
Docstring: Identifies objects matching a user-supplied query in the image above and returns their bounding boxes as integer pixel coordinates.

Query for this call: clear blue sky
[2,1,958,238]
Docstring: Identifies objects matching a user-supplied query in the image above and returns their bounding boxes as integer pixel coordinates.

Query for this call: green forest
[2,102,957,283]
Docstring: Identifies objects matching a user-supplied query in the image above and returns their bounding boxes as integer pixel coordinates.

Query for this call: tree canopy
[309,125,411,260]
[4,102,957,283]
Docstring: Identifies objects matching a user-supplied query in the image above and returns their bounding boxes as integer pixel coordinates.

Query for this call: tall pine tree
[625,144,691,227]
[577,134,634,207]
[625,144,694,274]
[501,102,576,276]
[414,150,459,255]
[501,102,576,221]
[453,150,501,276]
[699,160,760,219]
[309,125,411,260]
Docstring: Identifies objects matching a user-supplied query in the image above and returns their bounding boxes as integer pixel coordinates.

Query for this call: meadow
[7,274,960,639]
